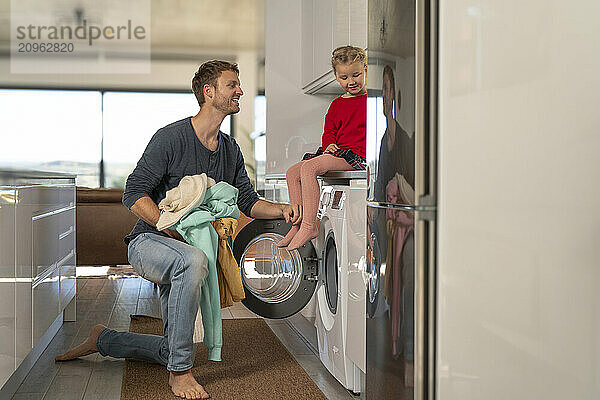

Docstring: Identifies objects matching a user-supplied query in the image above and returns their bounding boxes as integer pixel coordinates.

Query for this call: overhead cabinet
[301,0,367,94]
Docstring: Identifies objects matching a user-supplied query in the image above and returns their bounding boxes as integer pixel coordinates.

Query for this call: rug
[120,315,328,400]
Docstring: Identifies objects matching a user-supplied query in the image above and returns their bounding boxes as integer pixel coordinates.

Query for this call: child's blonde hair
[331,46,367,73]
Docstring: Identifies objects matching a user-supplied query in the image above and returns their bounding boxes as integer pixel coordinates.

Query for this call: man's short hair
[331,46,367,73]
[191,60,239,107]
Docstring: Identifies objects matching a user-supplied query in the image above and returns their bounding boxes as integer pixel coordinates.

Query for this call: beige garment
[395,172,415,205]
[156,174,216,231]
[193,310,204,344]
[383,173,415,303]
[193,217,243,343]
[211,218,245,308]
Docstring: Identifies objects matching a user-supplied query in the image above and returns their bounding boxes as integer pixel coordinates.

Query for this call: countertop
[0,169,76,186]
[265,170,367,180]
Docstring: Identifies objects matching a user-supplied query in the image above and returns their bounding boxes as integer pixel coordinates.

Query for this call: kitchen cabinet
[0,188,16,389]
[15,183,76,363]
[0,170,76,395]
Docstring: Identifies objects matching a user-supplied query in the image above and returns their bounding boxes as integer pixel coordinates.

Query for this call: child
[278,45,367,250]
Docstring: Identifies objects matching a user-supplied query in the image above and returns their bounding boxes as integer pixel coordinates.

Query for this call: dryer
[232,172,367,394]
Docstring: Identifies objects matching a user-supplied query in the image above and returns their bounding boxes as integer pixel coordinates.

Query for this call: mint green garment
[173,182,241,361]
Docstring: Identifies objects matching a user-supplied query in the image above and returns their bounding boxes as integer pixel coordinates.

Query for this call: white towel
[193,308,204,343]
[156,174,216,231]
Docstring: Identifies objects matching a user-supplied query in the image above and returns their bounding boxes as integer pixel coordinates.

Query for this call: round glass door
[240,233,302,304]
[233,219,318,319]
[324,234,338,314]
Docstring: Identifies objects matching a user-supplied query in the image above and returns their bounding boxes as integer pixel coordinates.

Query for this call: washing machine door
[232,218,318,319]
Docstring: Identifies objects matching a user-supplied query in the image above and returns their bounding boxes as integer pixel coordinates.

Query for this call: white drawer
[18,186,61,215]
[32,206,75,280]
[59,251,76,311]
[32,266,60,344]
[32,212,58,280]
[58,185,75,208]
[57,208,75,262]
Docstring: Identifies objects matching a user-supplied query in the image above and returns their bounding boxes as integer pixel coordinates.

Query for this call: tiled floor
[12,276,357,400]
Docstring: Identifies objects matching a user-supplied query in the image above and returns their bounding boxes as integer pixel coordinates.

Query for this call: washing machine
[232,172,367,393]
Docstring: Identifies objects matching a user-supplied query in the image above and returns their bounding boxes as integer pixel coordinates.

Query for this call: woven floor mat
[120,315,327,400]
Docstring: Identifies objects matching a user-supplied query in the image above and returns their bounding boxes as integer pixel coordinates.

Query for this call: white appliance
[366,0,600,399]
[313,178,366,392]
[436,0,600,399]
[232,171,367,394]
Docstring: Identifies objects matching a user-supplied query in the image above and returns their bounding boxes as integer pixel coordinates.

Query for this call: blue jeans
[96,232,208,371]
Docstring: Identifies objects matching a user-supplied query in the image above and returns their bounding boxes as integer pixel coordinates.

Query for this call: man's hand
[283,203,302,225]
[251,199,302,221]
[163,228,185,242]
[324,143,340,154]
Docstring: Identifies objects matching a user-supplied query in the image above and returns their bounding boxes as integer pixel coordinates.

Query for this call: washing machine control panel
[331,190,345,210]
[318,186,332,218]
[320,187,332,207]
[318,186,346,218]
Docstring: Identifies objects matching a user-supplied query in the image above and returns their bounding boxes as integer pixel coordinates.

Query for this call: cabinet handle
[32,205,75,221]
[32,263,58,288]
[59,225,74,240]
[57,250,75,267]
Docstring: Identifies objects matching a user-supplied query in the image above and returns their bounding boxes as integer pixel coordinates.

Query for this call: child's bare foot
[277,224,300,248]
[55,324,106,361]
[169,370,210,399]
[286,225,318,250]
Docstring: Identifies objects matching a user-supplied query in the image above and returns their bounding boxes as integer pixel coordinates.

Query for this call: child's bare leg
[287,154,353,250]
[278,161,305,247]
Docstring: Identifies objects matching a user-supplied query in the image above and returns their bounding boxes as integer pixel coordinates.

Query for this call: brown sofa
[76,187,138,266]
[76,187,255,266]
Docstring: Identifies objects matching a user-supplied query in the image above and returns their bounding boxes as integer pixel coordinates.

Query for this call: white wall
[437,0,600,399]
[264,0,335,179]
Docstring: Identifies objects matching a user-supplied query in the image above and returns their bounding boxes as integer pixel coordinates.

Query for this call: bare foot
[169,370,210,399]
[277,224,300,248]
[286,224,318,250]
[55,324,106,361]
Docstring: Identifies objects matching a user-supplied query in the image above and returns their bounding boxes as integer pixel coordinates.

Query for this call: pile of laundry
[156,174,245,362]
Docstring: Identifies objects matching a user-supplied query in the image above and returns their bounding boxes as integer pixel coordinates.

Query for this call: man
[55,60,298,400]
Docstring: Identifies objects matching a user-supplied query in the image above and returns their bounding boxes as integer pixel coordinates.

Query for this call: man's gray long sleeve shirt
[122,117,259,245]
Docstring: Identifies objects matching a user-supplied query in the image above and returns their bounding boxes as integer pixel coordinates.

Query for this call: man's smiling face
[212,70,243,115]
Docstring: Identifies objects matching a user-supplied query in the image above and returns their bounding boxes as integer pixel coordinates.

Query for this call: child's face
[334,62,367,96]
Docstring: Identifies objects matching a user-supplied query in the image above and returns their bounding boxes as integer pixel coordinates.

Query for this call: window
[0,89,102,187]
[102,92,231,188]
[253,95,266,192]
[0,89,232,188]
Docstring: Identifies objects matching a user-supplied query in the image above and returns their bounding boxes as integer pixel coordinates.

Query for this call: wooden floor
[11,277,358,400]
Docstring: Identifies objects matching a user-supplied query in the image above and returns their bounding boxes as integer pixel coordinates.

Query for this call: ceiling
[0,0,265,58]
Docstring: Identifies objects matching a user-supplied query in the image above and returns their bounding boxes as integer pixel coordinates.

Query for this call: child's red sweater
[322,94,366,158]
